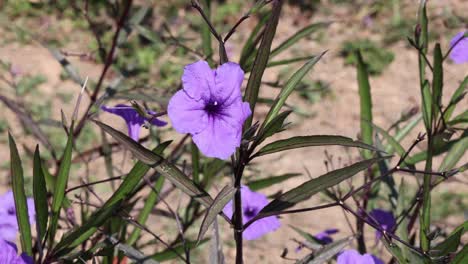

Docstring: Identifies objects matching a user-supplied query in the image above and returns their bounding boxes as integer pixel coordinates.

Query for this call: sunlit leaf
[8,134,33,255]
[197,185,236,242]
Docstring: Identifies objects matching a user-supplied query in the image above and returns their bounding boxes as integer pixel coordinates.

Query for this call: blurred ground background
[0,0,466,263]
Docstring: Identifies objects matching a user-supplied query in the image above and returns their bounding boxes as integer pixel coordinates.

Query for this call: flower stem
[233,152,246,264]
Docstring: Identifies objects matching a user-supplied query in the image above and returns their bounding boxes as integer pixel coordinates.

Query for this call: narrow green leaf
[270,22,330,59]
[447,109,468,126]
[255,157,387,216]
[201,0,213,60]
[127,175,166,246]
[432,43,443,121]
[94,120,213,207]
[267,56,316,68]
[253,135,380,158]
[433,228,463,256]
[239,12,270,69]
[382,240,426,264]
[299,236,354,264]
[8,133,33,256]
[439,135,468,171]
[385,114,422,153]
[290,225,323,249]
[452,244,468,264]
[444,76,467,121]
[33,146,48,243]
[48,126,74,245]
[197,185,236,242]
[356,50,373,159]
[262,52,326,127]
[107,236,160,264]
[243,0,283,129]
[255,110,292,145]
[372,123,405,156]
[421,80,432,130]
[53,143,170,256]
[247,173,302,191]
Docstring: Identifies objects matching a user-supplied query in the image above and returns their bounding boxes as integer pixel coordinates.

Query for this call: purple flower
[223,185,280,240]
[101,104,167,141]
[369,209,396,240]
[167,60,251,160]
[337,249,383,264]
[0,239,33,264]
[314,228,339,244]
[449,31,468,64]
[0,191,35,242]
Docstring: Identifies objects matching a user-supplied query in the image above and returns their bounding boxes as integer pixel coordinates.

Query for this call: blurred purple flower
[223,185,280,240]
[0,239,33,264]
[101,104,167,141]
[314,228,339,244]
[337,249,383,264]
[449,31,468,64]
[295,228,339,252]
[0,191,35,242]
[369,209,396,240]
[168,60,251,160]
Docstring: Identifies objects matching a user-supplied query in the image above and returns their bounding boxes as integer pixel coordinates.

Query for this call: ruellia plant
[2,0,467,263]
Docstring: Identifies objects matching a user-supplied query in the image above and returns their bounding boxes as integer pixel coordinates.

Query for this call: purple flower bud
[167,60,251,159]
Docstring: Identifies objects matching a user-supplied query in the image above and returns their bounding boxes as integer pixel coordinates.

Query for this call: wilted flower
[223,185,280,240]
[449,31,468,64]
[369,209,396,240]
[168,60,251,160]
[0,239,33,264]
[337,249,383,264]
[0,191,35,242]
[101,104,167,141]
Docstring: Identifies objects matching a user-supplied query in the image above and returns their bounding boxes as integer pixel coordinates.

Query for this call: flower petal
[192,115,240,159]
[168,90,209,134]
[182,60,214,101]
[216,100,251,131]
[449,31,468,64]
[214,62,244,105]
[243,215,281,240]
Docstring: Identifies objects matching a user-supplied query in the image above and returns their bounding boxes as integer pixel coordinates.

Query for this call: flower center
[243,206,258,218]
[204,100,222,115]
[7,207,15,215]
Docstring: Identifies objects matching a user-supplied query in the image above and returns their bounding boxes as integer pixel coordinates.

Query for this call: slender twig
[443,32,466,61]
[191,0,222,42]
[224,14,251,42]
[407,38,434,72]
[74,0,133,137]
[65,175,124,194]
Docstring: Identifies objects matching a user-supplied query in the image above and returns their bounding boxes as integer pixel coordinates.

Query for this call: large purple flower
[337,249,383,264]
[369,209,396,240]
[0,191,35,242]
[101,104,167,141]
[223,185,280,240]
[167,60,251,160]
[449,31,468,64]
[0,239,33,264]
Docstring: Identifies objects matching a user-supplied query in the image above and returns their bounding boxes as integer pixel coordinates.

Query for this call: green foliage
[341,39,395,75]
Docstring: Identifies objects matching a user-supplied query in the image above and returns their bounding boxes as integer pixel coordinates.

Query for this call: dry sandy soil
[0,1,467,263]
